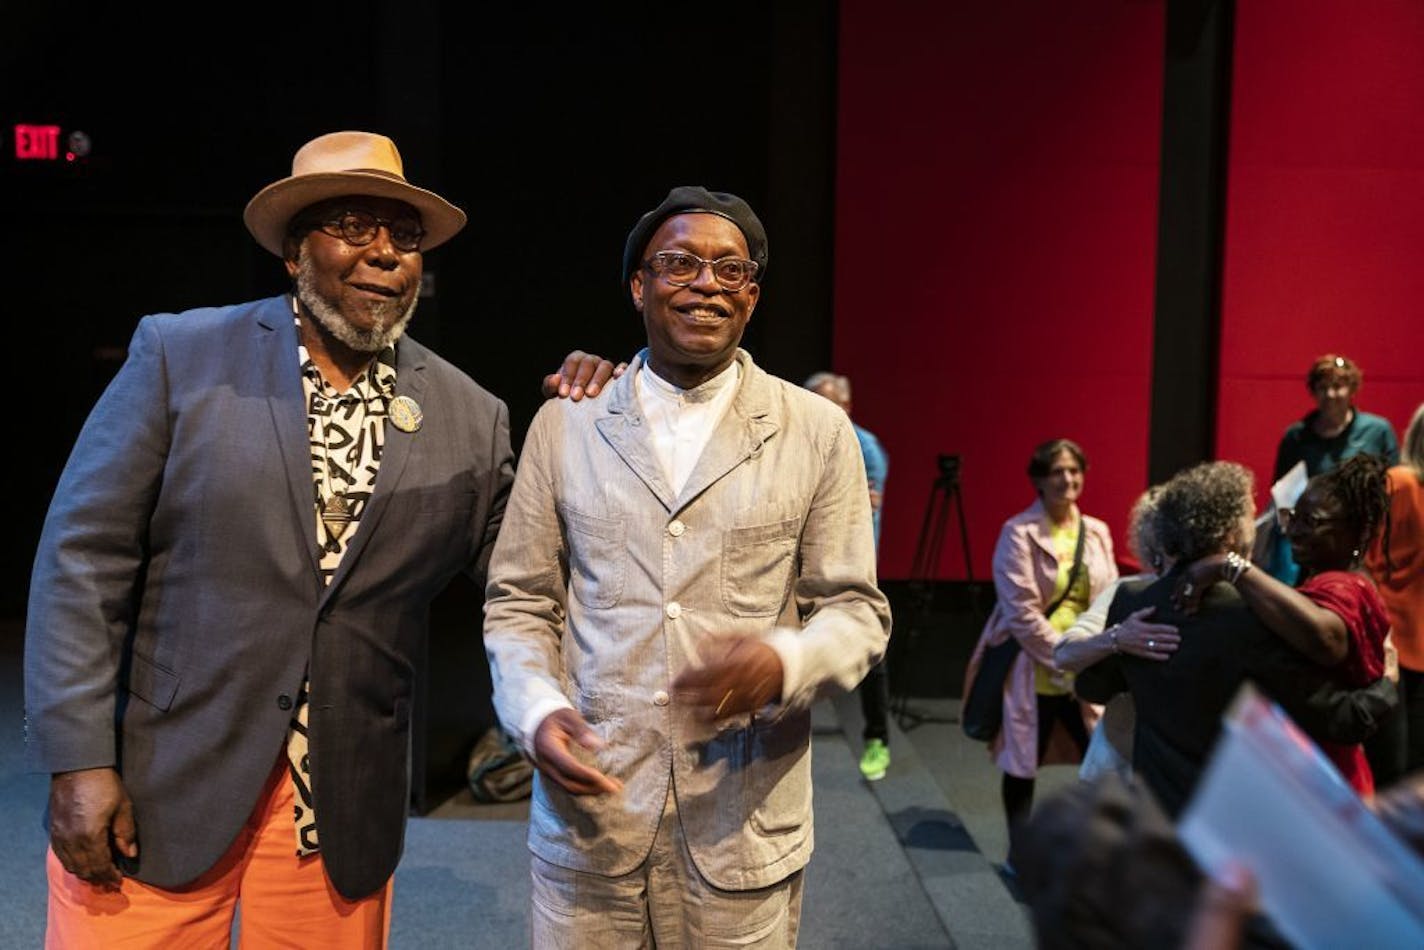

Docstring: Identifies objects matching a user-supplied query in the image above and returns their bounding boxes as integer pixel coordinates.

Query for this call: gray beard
[295,253,418,353]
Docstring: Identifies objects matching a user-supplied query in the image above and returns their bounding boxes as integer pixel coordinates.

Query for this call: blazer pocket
[749,773,810,836]
[126,652,179,712]
[560,505,626,609]
[721,517,800,618]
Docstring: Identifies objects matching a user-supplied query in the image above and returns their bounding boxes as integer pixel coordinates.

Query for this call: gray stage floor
[0,620,1052,948]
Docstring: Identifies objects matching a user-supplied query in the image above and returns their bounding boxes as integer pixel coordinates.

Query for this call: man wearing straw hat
[25,130,615,946]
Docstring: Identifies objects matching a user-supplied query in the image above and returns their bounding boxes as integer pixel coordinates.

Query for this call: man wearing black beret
[484,186,891,945]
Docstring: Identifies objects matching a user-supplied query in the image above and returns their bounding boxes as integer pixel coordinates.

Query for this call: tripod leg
[951,479,974,582]
[891,475,960,730]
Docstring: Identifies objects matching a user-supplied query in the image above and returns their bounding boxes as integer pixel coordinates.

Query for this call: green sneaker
[859,738,890,781]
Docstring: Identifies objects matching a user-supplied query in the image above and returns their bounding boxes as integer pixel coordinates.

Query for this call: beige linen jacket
[484,350,891,890]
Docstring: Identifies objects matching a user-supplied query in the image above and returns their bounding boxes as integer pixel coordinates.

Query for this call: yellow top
[1036,520,1091,696]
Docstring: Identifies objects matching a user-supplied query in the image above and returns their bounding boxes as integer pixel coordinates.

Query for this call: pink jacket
[962,499,1118,778]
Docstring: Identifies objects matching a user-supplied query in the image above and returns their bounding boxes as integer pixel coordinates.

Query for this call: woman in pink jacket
[964,438,1118,870]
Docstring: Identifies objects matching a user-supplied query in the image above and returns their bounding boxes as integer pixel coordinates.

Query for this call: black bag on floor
[467,726,534,803]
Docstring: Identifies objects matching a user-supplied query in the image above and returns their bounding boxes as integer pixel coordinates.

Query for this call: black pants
[1400,667,1424,776]
[1002,692,1090,859]
[1365,666,1424,788]
[860,659,890,743]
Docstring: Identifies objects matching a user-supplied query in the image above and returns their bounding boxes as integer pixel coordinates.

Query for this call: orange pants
[46,758,391,949]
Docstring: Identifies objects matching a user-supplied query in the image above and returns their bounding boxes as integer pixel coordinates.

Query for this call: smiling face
[1035,449,1084,511]
[1312,373,1356,423]
[284,195,422,353]
[1285,481,1356,571]
[629,212,759,389]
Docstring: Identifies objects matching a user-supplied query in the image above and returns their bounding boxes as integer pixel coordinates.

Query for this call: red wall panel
[834,3,1165,579]
[1218,1,1424,503]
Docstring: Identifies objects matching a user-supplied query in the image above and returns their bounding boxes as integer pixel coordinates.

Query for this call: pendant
[390,395,423,433]
[321,493,353,541]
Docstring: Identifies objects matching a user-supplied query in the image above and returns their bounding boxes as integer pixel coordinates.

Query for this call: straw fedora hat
[243,130,467,257]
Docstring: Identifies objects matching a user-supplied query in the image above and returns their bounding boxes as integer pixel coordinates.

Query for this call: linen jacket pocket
[560,504,627,609]
[722,517,801,617]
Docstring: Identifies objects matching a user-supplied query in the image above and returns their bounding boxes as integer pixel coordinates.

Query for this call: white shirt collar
[635,359,741,496]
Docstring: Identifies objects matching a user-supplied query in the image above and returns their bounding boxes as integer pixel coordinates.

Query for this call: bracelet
[1223,551,1253,586]
[1108,625,1120,652]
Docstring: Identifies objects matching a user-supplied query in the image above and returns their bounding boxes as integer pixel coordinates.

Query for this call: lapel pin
[390,395,423,433]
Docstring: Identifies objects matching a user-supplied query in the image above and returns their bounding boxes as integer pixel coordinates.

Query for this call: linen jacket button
[652,690,670,706]
[665,602,682,620]
[668,520,686,537]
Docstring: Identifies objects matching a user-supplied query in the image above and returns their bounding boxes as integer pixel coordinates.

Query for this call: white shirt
[635,360,741,496]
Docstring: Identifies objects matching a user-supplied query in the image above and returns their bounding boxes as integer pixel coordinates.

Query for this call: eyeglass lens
[650,251,756,290]
[325,211,425,251]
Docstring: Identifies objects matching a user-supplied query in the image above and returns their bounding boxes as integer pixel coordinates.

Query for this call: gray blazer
[24,295,514,900]
[483,350,891,890]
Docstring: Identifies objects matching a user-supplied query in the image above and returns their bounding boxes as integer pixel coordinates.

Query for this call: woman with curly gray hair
[1151,462,1257,565]
[1075,461,1397,817]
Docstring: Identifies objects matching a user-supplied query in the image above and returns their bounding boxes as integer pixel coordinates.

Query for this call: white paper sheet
[1270,460,1309,512]
[1178,684,1424,950]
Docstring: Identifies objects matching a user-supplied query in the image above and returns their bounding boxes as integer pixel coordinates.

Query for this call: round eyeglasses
[307,209,425,253]
[1277,507,1341,530]
[644,250,758,292]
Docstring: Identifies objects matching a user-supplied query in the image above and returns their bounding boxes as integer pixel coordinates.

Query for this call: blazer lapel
[258,297,323,586]
[318,338,427,606]
[674,351,778,511]
[595,354,677,511]
[1024,499,1065,562]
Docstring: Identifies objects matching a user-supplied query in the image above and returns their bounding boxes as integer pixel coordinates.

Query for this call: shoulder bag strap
[1042,517,1088,618]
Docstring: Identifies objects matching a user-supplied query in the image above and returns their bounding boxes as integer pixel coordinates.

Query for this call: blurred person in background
[1018,767,1424,950]
[804,371,892,781]
[1055,485,1180,781]
[1264,353,1398,585]
[1175,455,1393,795]
[1078,461,1396,817]
[963,438,1118,870]
[1367,402,1424,777]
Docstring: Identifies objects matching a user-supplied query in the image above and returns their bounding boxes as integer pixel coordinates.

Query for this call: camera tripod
[889,454,981,730]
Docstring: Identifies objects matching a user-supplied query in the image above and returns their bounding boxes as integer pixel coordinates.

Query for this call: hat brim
[243,171,467,257]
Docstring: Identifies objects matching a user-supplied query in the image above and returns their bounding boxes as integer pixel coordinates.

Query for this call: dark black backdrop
[3,2,840,620]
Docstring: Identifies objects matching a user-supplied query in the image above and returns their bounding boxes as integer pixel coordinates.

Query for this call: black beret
[621,185,769,285]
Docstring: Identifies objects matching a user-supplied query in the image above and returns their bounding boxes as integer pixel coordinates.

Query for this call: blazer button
[652,690,670,706]
[665,602,682,620]
[667,520,686,537]
[277,694,293,710]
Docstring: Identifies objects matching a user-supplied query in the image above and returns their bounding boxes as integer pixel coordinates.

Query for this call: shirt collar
[639,359,740,405]
[294,315,398,398]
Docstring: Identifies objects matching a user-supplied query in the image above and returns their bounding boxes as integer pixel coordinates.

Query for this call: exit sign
[14,124,61,160]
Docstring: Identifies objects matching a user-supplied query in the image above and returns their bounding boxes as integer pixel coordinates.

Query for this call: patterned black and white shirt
[287,315,397,856]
